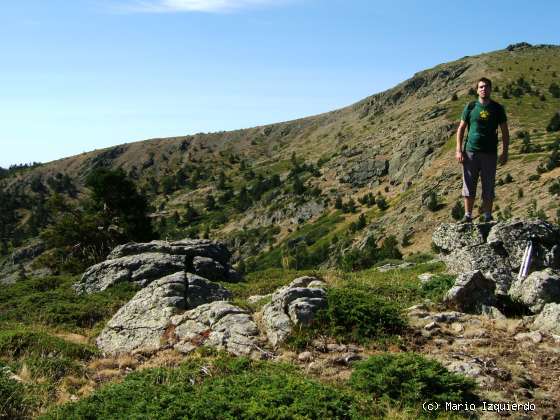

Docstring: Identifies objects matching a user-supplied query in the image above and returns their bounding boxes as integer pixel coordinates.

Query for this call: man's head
[477,77,492,100]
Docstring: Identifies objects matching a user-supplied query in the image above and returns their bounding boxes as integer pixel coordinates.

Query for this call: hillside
[2,43,560,273]
[1,43,560,418]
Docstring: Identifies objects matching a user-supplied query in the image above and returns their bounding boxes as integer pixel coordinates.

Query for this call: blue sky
[1,0,559,167]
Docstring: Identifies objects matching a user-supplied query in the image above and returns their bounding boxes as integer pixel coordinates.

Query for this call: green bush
[451,200,464,220]
[44,355,376,419]
[378,236,402,260]
[350,353,477,405]
[547,112,560,132]
[549,179,560,196]
[424,191,439,212]
[420,275,455,302]
[315,287,406,343]
[375,195,389,210]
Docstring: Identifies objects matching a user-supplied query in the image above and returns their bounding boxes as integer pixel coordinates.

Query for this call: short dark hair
[477,77,492,89]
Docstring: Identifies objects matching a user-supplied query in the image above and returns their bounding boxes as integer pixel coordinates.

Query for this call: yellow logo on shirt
[479,110,490,120]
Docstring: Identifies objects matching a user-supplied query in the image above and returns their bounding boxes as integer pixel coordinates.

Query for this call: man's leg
[480,153,498,221]
[464,196,475,214]
[481,197,493,215]
[462,151,479,221]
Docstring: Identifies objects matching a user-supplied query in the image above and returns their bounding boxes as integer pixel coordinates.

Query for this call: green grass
[338,261,449,308]
[0,275,139,332]
[42,353,380,420]
[1,361,33,420]
[0,327,97,361]
[0,325,99,418]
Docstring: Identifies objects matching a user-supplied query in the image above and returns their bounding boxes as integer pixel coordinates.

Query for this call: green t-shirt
[461,100,507,153]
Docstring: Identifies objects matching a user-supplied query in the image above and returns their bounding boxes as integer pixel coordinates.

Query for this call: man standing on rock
[456,77,509,223]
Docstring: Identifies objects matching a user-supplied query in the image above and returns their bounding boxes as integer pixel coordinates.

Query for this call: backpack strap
[463,101,476,152]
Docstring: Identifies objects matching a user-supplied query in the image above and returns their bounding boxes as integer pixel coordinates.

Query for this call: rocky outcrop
[433,220,560,300]
[339,158,388,187]
[96,271,234,355]
[432,223,487,253]
[75,238,240,293]
[192,256,227,281]
[76,253,186,294]
[444,270,496,312]
[185,273,232,309]
[509,269,560,313]
[262,276,327,346]
[170,301,262,357]
[11,240,46,265]
[442,244,513,295]
[531,303,560,336]
[96,272,188,354]
[107,239,231,265]
[487,220,560,271]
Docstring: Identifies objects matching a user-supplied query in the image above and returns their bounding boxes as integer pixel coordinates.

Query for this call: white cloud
[120,0,287,13]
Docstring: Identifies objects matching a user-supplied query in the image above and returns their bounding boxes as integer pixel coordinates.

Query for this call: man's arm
[456,120,467,163]
[499,122,509,164]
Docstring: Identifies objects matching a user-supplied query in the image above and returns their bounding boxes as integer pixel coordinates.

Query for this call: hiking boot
[483,214,494,223]
[461,215,473,223]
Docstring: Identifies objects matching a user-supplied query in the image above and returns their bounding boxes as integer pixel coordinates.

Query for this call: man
[456,77,509,223]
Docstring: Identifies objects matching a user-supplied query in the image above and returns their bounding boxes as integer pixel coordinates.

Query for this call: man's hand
[498,152,508,165]
[456,151,464,163]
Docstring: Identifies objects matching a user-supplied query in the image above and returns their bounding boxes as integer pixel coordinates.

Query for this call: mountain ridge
[2,42,560,266]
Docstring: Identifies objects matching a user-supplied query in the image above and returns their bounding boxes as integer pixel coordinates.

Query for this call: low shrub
[451,200,464,221]
[44,355,377,419]
[419,275,456,302]
[316,287,406,343]
[549,179,560,196]
[349,353,477,405]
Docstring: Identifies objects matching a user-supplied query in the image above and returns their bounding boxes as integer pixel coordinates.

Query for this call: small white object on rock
[425,321,439,330]
[418,273,436,283]
[514,331,543,344]
[247,294,271,304]
[326,343,346,353]
[298,351,313,362]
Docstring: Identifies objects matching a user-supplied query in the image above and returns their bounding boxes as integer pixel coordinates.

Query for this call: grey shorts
[462,151,497,200]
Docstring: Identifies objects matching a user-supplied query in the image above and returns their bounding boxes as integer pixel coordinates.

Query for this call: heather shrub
[350,353,477,405]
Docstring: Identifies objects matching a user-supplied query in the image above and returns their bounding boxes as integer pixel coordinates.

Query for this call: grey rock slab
[443,244,513,295]
[108,239,231,265]
[262,276,328,346]
[170,301,261,357]
[11,240,45,264]
[192,256,227,281]
[96,272,187,355]
[487,220,560,271]
[444,270,496,313]
[531,303,560,335]
[76,253,186,294]
[480,305,507,320]
[185,273,232,309]
[432,223,487,253]
[376,262,414,272]
[508,269,560,313]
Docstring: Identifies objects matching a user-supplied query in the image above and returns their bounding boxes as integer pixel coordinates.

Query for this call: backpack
[463,100,477,152]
